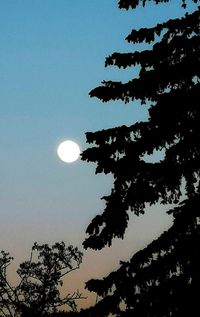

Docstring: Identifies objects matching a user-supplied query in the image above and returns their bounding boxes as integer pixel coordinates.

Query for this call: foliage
[82,1,200,250]
[79,0,200,316]
[79,196,200,317]
[0,242,83,317]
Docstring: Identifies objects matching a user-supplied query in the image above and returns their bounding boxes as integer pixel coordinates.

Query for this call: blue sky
[0,0,198,308]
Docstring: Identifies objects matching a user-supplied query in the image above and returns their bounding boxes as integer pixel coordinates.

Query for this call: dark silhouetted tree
[78,0,200,316]
[0,242,84,317]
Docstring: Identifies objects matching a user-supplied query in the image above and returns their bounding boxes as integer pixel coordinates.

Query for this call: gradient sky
[0,0,198,308]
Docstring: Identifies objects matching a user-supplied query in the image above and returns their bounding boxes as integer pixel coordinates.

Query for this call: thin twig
[60,265,80,278]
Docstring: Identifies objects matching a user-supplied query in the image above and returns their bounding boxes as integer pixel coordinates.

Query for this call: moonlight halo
[57,140,80,163]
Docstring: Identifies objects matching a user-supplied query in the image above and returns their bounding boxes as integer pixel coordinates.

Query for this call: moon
[57,140,81,163]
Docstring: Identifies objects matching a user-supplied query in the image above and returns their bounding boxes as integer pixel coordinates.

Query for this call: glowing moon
[57,140,80,163]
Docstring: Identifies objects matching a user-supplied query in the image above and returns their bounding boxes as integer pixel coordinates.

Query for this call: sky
[0,0,198,309]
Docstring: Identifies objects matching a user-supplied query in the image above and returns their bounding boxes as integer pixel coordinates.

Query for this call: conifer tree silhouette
[79,0,200,316]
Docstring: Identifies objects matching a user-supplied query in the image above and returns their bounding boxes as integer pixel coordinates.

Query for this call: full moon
[57,140,81,163]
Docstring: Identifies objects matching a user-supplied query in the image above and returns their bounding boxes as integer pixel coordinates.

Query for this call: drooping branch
[118,0,198,10]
